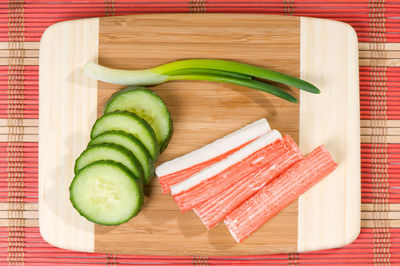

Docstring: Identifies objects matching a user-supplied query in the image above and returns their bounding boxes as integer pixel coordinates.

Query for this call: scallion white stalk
[83,61,168,85]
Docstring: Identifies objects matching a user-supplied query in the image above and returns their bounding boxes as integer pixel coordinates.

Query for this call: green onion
[83,59,320,103]
[164,68,252,80]
[168,74,297,103]
[152,59,320,94]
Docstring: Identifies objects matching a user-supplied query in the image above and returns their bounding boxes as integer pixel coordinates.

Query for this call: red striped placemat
[1,0,399,265]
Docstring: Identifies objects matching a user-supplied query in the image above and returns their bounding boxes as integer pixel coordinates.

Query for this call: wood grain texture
[95,14,300,256]
[38,18,99,252]
[38,14,360,256]
[298,17,360,252]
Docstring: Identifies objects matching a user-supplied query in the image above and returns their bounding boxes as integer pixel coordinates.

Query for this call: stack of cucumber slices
[69,86,172,225]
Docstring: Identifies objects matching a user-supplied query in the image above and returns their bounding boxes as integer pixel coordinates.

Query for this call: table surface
[2,0,399,265]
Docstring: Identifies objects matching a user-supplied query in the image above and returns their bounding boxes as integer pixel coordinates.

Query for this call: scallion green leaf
[164,68,252,80]
[168,74,297,103]
[152,59,320,94]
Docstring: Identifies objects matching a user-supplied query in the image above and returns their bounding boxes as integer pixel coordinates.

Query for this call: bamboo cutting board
[39,14,360,256]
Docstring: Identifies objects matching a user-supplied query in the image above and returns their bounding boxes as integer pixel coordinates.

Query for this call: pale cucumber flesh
[69,161,144,225]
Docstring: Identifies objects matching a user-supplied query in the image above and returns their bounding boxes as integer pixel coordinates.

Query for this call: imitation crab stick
[155,119,270,193]
[171,130,281,212]
[224,145,338,243]
[193,135,303,229]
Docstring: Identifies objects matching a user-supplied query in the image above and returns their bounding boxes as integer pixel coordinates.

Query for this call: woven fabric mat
[2,0,399,265]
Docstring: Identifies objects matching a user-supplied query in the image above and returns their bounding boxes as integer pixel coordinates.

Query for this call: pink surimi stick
[171,130,282,212]
[157,140,252,193]
[194,135,303,229]
[156,119,271,193]
[224,145,338,243]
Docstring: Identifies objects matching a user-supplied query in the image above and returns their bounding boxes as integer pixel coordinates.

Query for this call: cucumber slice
[105,86,173,152]
[89,131,154,184]
[91,111,159,160]
[69,161,144,225]
[74,143,144,183]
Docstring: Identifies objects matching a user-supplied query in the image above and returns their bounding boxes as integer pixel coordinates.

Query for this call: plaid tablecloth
[1,0,399,265]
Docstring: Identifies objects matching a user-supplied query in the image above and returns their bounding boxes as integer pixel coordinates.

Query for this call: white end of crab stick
[156,118,270,177]
[171,129,281,196]
[155,118,270,193]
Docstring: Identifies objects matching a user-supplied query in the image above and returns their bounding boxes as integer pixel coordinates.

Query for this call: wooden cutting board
[39,14,360,256]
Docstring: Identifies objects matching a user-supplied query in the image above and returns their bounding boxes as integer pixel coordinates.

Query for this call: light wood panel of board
[39,14,360,256]
[39,18,99,252]
[298,17,360,252]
